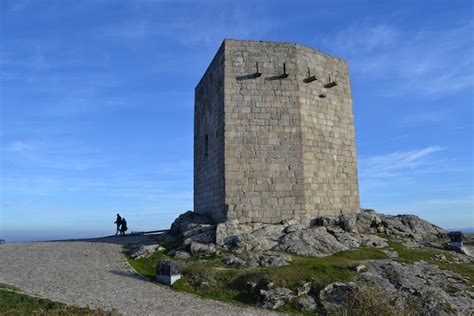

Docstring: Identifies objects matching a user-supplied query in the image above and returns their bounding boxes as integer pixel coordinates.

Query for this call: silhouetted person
[120,218,128,236]
[114,213,122,236]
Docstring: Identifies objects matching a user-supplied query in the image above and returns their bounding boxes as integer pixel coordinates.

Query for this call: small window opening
[204,134,209,158]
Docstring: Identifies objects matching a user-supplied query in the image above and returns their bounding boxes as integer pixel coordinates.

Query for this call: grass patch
[263,247,387,292]
[127,240,472,314]
[126,249,169,280]
[388,240,444,262]
[0,283,20,291]
[388,241,474,285]
[0,288,116,315]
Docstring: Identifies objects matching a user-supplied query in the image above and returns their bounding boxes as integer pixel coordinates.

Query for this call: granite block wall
[194,39,360,225]
[194,43,226,222]
[296,46,360,223]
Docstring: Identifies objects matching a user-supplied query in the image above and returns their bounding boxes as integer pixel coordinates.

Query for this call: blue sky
[1,0,473,241]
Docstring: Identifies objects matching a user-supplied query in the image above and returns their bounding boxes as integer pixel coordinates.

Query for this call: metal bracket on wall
[236,62,262,80]
[281,63,289,78]
[304,67,317,83]
[253,62,262,78]
[324,76,337,88]
[265,63,289,81]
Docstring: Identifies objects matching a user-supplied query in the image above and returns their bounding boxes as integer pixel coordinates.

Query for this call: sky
[0,0,473,242]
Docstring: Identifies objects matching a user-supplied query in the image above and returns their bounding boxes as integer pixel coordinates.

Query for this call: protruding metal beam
[254,62,262,78]
[324,75,337,88]
[304,67,317,83]
[281,63,289,78]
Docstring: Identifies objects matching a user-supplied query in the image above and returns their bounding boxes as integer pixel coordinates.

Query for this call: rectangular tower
[194,39,360,225]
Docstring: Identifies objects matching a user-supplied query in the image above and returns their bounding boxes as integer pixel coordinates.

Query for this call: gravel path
[0,240,279,315]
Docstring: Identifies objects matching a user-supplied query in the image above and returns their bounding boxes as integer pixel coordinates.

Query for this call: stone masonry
[194,39,360,225]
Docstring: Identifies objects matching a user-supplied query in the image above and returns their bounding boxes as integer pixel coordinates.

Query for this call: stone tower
[194,39,360,226]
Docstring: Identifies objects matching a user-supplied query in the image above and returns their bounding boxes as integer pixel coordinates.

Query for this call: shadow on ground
[108,269,152,282]
[47,234,166,245]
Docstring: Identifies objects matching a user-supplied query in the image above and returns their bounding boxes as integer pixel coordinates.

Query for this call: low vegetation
[0,283,116,316]
[126,236,474,315]
[127,247,389,313]
[327,281,425,316]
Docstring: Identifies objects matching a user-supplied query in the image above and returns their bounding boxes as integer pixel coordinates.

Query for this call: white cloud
[322,21,474,97]
[2,140,103,171]
[101,3,276,47]
[359,145,446,179]
[4,141,34,153]
[327,24,398,53]
[400,108,453,125]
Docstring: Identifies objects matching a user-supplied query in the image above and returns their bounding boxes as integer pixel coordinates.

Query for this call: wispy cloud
[400,108,453,126]
[327,24,399,53]
[0,160,193,228]
[1,174,191,198]
[359,145,446,179]
[322,21,474,96]
[2,140,103,171]
[101,3,276,47]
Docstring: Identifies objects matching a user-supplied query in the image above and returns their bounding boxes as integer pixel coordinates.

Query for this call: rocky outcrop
[320,260,474,315]
[189,242,216,256]
[158,209,471,313]
[319,282,357,309]
[295,296,318,311]
[165,209,449,259]
[215,220,285,252]
[259,287,294,309]
[257,252,292,267]
[130,244,164,259]
[277,227,348,256]
[169,210,214,235]
[322,209,447,246]
[379,213,447,245]
[222,252,292,268]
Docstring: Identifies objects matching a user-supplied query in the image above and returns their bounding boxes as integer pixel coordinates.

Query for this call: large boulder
[131,244,163,259]
[222,254,247,267]
[380,214,447,244]
[188,241,216,256]
[296,296,318,311]
[259,287,295,309]
[170,210,214,236]
[312,209,447,247]
[327,226,362,248]
[215,221,285,252]
[257,252,292,267]
[355,209,384,234]
[360,234,388,248]
[278,226,348,257]
[215,220,252,248]
[339,214,358,233]
[319,282,357,310]
[183,225,216,246]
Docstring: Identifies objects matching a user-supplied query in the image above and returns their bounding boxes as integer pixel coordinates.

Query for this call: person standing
[120,218,128,236]
[114,213,122,236]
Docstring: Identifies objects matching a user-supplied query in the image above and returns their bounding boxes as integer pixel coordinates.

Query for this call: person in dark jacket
[120,218,128,236]
[114,214,122,236]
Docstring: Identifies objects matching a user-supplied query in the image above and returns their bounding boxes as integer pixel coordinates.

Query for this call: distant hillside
[449,227,474,233]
